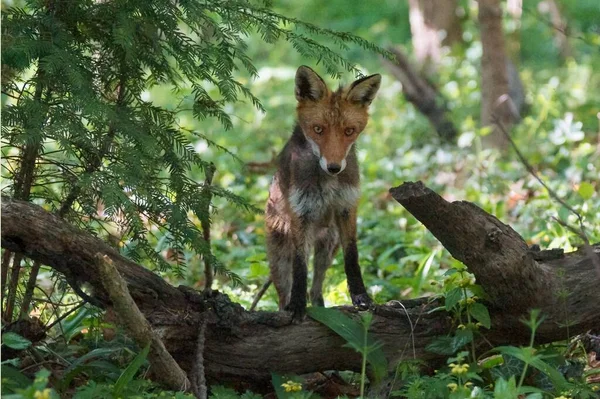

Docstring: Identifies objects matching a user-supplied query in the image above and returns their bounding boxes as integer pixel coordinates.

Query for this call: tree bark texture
[2,191,599,388]
[478,0,520,149]
[382,47,457,141]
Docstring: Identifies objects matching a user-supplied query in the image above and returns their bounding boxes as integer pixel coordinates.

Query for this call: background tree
[478,0,521,149]
[407,0,463,74]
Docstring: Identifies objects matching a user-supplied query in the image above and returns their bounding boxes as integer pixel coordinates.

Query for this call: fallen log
[390,181,600,343]
[1,185,598,388]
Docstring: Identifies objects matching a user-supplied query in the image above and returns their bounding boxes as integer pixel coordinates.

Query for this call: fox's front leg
[286,217,309,323]
[336,207,373,309]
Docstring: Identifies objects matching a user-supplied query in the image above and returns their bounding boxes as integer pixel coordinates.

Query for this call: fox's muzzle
[319,156,346,175]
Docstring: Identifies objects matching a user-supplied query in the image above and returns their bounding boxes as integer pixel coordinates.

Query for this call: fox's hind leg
[310,225,339,307]
[265,176,295,310]
[267,229,294,310]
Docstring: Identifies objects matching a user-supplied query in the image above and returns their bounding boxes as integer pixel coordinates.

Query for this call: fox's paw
[310,295,325,308]
[285,300,307,324]
[351,293,374,310]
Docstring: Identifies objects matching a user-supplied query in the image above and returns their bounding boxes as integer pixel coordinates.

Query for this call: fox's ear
[295,66,327,101]
[346,74,381,105]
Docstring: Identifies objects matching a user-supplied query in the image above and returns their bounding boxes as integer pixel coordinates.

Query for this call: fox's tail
[249,279,272,311]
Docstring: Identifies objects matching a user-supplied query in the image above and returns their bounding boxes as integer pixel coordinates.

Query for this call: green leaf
[1,365,32,393]
[578,182,594,200]
[470,303,491,329]
[307,307,388,382]
[271,373,286,399]
[444,287,462,311]
[453,328,473,350]
[61,306,92,341]
[495,346,569,391]
[479,355,504,369]
[493,376,518,399]
[1,332,32,350]
[426,329,472,356]
[60,347,124,390]
[113,344,150,396]
[210,385,244,399]
[426,336,455,355]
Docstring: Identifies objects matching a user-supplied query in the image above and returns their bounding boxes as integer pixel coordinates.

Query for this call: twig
[201,163,216,293]
[33,297,85,307]
[20,360,66,373]
[38,279,69,339]
[521,3,591,47]
[4,253,24,322]
[387,300,417,360]
[44,301,87,332]
[249,279,272,311]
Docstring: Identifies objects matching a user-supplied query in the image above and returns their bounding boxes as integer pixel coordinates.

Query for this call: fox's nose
[327,163,341,174]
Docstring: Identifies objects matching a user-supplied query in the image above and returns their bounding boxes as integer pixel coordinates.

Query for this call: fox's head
[295,65,381,175]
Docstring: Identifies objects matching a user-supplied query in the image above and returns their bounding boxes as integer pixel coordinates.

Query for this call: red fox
[265,65,381,322]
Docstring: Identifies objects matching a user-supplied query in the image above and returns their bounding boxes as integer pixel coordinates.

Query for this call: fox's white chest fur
[289,180,359,221]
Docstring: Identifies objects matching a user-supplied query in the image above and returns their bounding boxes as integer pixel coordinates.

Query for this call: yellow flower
[554,396,569,399]
[33,389,52,399]
[592,386,599,391]
[457,324,466,330]
[451,363,470,375]
[464,382,473,387]
[447,383,458,392]
[466,297,475,305]
[282,380,302,392]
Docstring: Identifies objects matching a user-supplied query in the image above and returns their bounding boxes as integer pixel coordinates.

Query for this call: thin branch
[19,261,42,319]
[493,118,600,274]
[4,253,24,321]
[44,301,87,332]
[201,163,215,293]
[37,277,69,338]
[493,119,587,234]
[33,297,85,307]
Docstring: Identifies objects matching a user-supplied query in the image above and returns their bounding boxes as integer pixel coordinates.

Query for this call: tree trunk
[408,0,462,75]
[382,47,457,141]
[1,192,599,389]
[478,0,520,149]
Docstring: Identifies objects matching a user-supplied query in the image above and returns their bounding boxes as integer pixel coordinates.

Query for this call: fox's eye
[313,125,323,135]
[344,128,355,136]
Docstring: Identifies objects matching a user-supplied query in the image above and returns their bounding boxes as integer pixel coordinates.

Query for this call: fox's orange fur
[265,66,381,322]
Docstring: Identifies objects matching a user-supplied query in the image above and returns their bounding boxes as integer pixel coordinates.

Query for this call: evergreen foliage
[1,0,388,281]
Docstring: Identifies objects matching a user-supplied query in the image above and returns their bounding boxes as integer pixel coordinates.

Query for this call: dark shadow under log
[1,186,599,387]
